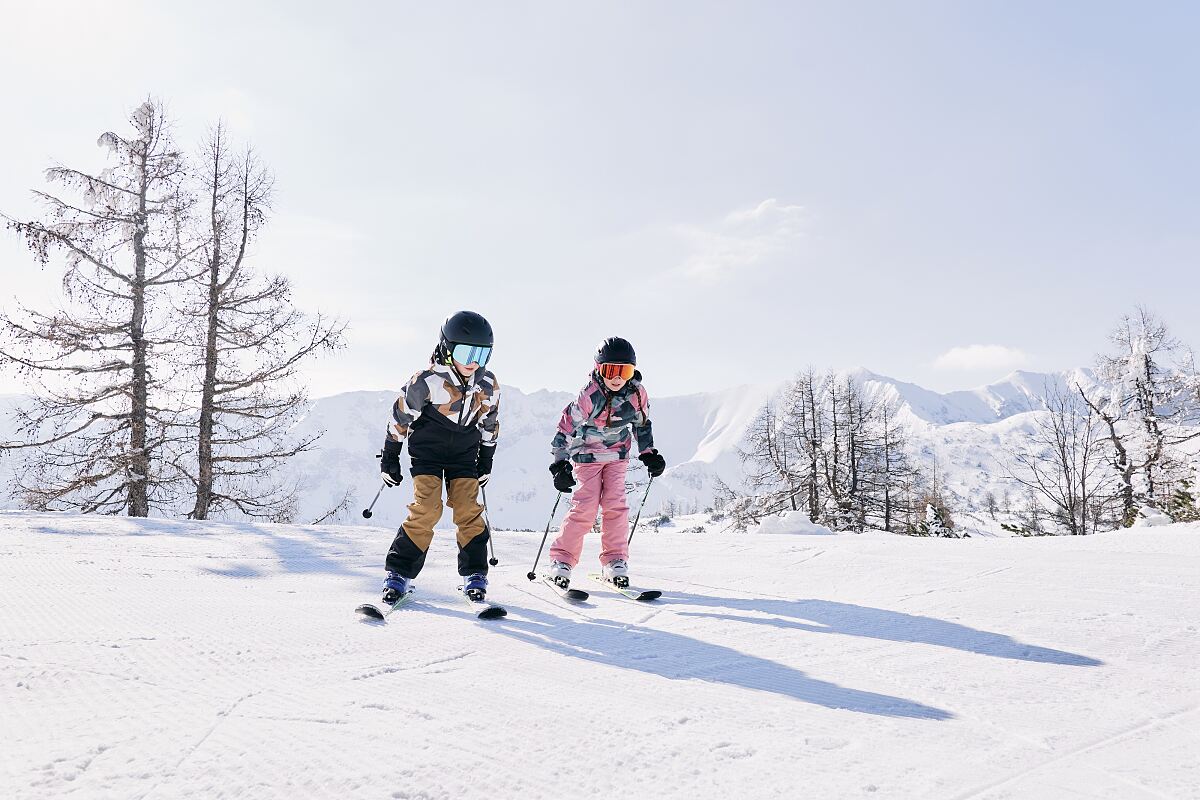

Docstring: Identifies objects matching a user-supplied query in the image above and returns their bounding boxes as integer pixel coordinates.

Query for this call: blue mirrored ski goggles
[450,342,492,366]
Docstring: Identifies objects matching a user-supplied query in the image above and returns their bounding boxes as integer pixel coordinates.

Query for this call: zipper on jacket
[455,370,472,427]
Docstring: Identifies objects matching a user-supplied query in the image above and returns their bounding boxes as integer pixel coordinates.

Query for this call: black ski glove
[380,439,405,486]
[639,449,666,478]
[476,444,495,487]
[549,460,576,493]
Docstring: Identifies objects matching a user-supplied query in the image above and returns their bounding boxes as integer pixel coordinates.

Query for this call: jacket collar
[432,361,478,388]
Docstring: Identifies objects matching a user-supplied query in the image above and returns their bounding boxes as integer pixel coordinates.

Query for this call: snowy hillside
[3,511,1198,798]
[848,369,1115,531]
[1,368,1172,533]
[851,368,1102,425]
[280,369,1112,532]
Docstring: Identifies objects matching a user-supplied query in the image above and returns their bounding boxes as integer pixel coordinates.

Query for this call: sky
[1,1,1198,399]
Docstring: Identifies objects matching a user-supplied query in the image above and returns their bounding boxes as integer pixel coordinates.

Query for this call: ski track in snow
[2,512,1199,799]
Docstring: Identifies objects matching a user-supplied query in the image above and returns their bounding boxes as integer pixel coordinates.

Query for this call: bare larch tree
[1005,382,1113,535]
[862,398,917,532]
[732,370,924,532]
[0,100,196,515]
[180,124,345,521]
[737,401,800,515]
[1081,307,1200,525]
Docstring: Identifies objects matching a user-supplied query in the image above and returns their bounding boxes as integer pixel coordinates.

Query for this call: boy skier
[377,310,500,605]
[546,336,666,589]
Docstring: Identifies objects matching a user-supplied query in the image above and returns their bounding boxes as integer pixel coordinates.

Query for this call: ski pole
[526,492,564,581]
[627,476,655,546]
[480,486,499,566]
[362,482,386,519]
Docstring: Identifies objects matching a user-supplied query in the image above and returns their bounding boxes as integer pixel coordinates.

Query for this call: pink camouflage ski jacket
[551,372,655,464]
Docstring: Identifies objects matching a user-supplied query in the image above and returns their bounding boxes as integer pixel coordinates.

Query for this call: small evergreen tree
[1165,477,1200,522]
[917,502,966,537]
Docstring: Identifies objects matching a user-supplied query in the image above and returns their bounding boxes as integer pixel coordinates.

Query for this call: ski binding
[587,573,662,602]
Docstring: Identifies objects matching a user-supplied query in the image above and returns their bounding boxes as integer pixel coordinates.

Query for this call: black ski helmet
[595,336,636,365]
[440,311,494,348]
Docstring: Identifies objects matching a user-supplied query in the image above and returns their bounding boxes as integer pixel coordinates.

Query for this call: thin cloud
[933,345,1032,372]
[674,198,804,282]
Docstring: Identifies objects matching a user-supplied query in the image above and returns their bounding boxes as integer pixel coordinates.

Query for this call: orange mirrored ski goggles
[598,362,636,381]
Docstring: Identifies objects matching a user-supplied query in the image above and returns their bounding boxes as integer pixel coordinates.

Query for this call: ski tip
[636,591,663,602]
[477,605,507,620]
[355,604,385,621]
[540,574,589,601]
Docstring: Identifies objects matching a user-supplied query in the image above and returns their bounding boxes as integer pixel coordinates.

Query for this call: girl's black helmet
[440,311,493,347]
[595,336,636,365]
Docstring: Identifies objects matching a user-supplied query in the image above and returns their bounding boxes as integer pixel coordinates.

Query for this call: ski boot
[382,571,411,605]
[603,559,630,589]
[548,560,573,589]
[463,573,488,602]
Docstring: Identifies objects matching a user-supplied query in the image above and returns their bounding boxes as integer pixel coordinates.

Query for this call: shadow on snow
[25,516,368,580]
[423,602,954,720]
[663,591,1104,667]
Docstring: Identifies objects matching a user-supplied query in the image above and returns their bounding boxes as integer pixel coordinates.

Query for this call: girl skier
[546,337,666,589]
[377,311,500,605]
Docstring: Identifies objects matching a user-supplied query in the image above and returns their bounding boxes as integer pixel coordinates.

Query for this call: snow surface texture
[4,511,1198,799]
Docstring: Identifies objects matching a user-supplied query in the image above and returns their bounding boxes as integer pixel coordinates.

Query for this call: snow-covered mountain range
[0,369,1115,532]
[281,368,1106,532]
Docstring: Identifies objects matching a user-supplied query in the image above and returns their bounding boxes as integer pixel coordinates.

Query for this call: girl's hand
[639,450,666,477]
[549,460,576,493]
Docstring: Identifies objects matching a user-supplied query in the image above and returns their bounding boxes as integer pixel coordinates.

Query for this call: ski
[538,574,590,602]
[355,588,417,621]
[456,584,508,619]
[586,573,663,602]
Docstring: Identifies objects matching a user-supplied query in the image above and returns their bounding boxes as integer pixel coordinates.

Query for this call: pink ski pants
[549,460,630,567]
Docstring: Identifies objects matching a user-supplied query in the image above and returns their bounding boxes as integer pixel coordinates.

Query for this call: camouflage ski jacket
[387,363,500,447]
[551,372,654,464]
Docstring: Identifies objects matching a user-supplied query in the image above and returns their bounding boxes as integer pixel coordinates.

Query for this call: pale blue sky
[2,1,1197,398]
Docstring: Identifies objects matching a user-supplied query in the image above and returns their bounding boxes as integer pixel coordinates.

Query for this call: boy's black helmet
[440,311,493,347]
[595,336,636,365]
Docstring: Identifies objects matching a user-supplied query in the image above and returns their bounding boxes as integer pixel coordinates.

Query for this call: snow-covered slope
[4,511,1198,798]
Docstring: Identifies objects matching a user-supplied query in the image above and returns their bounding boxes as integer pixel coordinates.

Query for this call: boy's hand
[549,460,576,493]
[476,445,495,487]
[639,450,666,477]
[380,439,405,486]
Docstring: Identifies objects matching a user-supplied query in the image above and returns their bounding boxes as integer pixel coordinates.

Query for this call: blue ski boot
[463,573,488,602]
[381,572,410,605]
